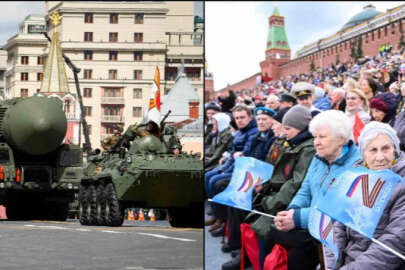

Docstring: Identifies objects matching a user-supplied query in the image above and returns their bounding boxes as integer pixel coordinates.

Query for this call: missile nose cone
[34,118,51,133]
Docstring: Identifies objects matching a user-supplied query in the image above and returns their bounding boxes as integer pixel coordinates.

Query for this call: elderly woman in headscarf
[204,112,232,171]
[326,122,405,270]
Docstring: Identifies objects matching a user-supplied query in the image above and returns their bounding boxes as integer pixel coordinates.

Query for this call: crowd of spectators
[204,47,405,270]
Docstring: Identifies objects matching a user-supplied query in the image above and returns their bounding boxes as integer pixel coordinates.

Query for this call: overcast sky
[206,2,403,91]
[0,1,203,46]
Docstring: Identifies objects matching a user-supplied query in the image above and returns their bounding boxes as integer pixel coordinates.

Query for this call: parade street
[0,219,203,270]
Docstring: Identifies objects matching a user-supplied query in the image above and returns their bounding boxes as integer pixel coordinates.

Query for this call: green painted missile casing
[2,96,67,155]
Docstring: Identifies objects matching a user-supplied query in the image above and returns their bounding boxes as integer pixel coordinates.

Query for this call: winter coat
[288,141,361,229]
[328,152,405,270]
[204,127,233,171]
[219,119,258,173]
[218,93,236,113]
[313,96,332,111]
[249,129,316,237]
[245,130,275,161]
[393,110,405,151]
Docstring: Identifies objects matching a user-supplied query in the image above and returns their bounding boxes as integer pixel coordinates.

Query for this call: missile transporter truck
[79,120,204,228]
[0,96,82,220]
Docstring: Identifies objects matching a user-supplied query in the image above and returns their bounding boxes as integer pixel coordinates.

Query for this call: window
[109,32,118,42]
[109,69,117,80]
[84,13,93,23]
[378,29,381,39]
[134,51,143,61]
[104,87,121,97]
[133,107,142,117]
[110,13,118,24]
[134,33,143,43]
[84,69,92,79]
[135,13,144,24]
[21,56,29,65]
[83,88,92,97]
[103,106,120,115]
[37,56,44,65]
[392,23,395,35]
[186,68,201,81]
[371,32,375,41]
[84,50,93,60]
[134,70,142,80]
[84,106,92,116]
[84,32,93,42]
[133,88,142,98]
[20,89,28,97]
[109,51,118,61]
[21,72,28,81]
[37,73,43,81]
[385,26,388,37]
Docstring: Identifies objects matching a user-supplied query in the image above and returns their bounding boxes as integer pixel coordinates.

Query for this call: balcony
[65,113,79,120]
[101,97,125,105]
[101,115,125,123]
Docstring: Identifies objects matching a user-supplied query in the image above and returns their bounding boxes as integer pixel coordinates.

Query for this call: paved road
[0,219,203,270]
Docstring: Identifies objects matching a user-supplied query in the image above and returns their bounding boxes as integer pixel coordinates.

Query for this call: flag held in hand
[317,167,402,239]
[212,157,274,211]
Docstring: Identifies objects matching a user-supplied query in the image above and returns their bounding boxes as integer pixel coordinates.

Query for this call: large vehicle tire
[96,184,106,226]
[104,182,124,227]
[79,185,89,225]
[87,185,98,225]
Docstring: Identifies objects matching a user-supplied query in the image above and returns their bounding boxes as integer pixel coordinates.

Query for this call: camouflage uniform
[101,124,124,151]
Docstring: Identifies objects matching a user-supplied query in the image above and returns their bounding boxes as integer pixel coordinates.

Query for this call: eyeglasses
[346,96,359,101]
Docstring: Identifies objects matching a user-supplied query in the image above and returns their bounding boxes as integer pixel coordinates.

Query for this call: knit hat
[370,92,398,123]
[273,107,290,123]
[212,112,231,133]
[282,105,312,131]
[358,121,400,156]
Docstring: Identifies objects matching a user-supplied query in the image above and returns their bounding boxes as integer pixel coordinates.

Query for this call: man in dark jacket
[205,105,258,228]
[212,107,276,246]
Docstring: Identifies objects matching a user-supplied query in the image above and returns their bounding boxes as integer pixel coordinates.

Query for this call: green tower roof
[266,8,290,50]
[272,6,280,16]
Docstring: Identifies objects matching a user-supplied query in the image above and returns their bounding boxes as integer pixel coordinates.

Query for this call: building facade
[214,4,405,94]
[5,2,203,151]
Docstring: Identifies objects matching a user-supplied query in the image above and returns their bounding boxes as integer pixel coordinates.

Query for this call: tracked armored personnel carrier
[79,122,204,228]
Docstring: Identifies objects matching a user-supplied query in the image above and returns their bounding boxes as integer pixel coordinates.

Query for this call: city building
[4,2,203,151]
[214,4,405,94]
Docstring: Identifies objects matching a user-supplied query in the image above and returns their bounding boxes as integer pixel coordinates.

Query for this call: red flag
[353,112,365,143]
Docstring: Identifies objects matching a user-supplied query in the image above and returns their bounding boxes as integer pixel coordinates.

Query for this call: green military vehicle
[0,95,82,220]
[78,119,204,228]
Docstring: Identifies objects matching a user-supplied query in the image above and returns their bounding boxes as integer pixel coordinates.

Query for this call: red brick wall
[205,76,215,102]
[216,72,261,96]
[278,20,404,78]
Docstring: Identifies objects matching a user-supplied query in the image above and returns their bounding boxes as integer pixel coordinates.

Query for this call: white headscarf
[212,113,231,133]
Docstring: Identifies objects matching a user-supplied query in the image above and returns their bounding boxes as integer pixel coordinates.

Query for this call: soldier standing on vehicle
[101,124,124,151]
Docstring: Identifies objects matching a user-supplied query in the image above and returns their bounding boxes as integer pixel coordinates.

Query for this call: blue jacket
[288,141,361,229]
[246,129,275,161]
[220,119,258,172]
[313,95,332,111]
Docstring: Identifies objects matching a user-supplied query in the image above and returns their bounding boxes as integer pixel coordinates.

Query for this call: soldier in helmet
[101,124,124,151]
